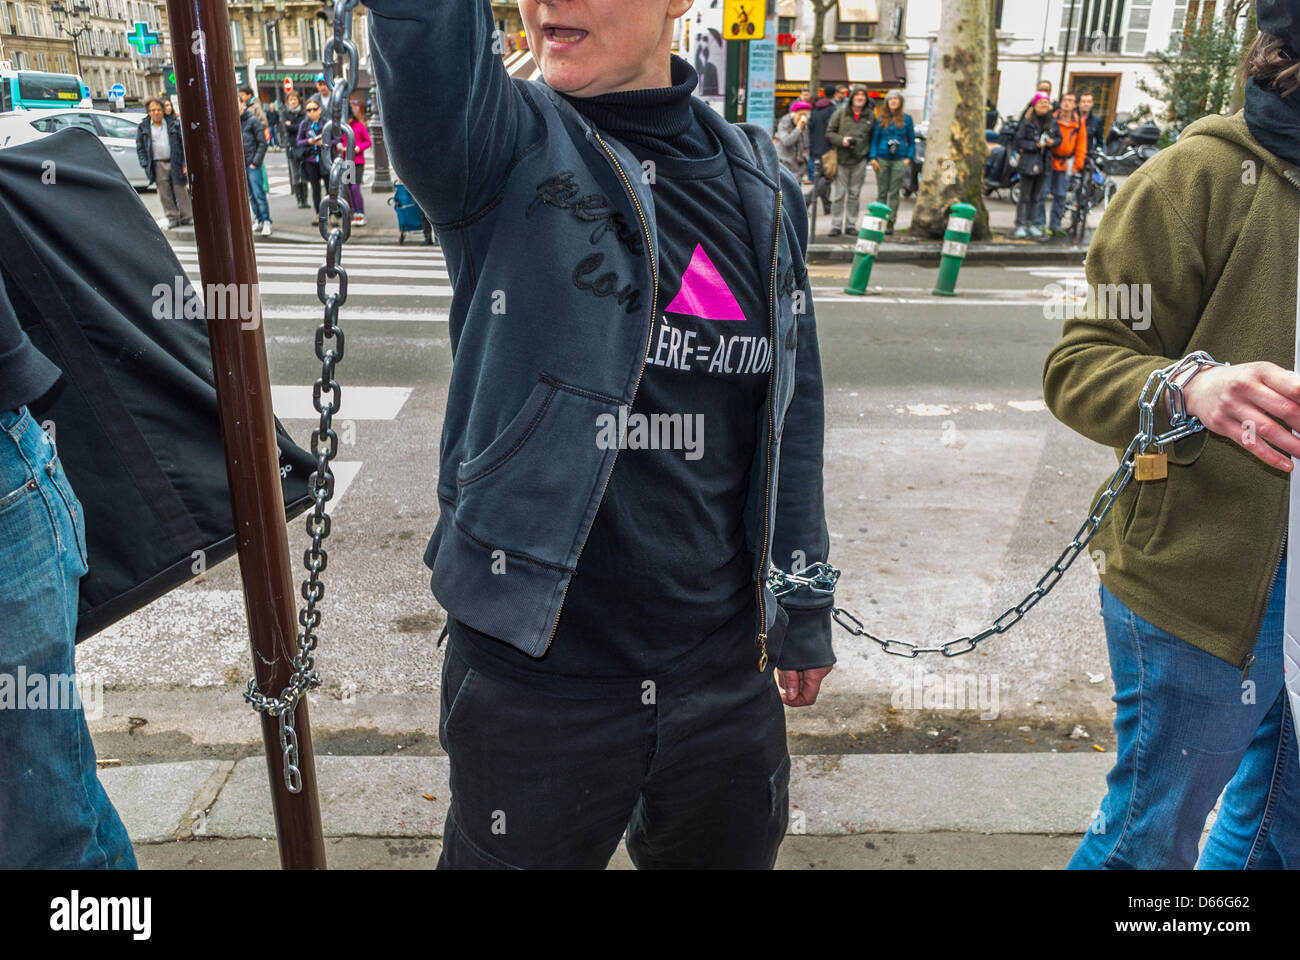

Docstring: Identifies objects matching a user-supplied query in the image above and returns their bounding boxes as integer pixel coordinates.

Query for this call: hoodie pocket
[454,374,620,569]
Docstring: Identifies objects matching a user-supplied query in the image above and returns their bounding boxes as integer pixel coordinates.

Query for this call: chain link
[244,0,360,793]
[769,352,1229,658]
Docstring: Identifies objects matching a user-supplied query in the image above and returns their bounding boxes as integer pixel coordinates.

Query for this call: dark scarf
[1245,77,1300,168]
[558,55,713,160]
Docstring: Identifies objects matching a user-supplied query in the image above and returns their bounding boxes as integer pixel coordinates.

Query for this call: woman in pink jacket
[344,96,372,225]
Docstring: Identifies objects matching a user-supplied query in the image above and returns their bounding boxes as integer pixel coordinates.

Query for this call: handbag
[0,128,316,642]
[821,147,839,179]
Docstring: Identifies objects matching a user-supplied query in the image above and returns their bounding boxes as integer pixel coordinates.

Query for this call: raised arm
[366,0,537,224]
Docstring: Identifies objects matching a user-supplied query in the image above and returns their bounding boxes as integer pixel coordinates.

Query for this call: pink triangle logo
[664,244,746,322]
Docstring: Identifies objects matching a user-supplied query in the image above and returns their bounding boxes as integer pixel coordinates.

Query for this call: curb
[807,240,1089,265]
[99,752,1113,842]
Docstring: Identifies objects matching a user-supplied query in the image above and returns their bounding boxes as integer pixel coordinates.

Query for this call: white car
[0,108,150,188]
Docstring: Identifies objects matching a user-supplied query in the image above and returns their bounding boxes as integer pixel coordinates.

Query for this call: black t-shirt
[452,56,771,683]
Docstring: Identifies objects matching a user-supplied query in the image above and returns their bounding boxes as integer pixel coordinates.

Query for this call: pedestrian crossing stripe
[270,385,412,420]
[175,263,446,281]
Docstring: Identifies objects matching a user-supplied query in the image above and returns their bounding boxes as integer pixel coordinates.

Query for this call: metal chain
[244,0,360,793]
[769,351,1229,659]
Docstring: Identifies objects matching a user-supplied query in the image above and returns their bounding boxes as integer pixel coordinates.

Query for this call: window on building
[835,0,877,41]
[1060,0,1129,55]
[231,19,245,62]
[36,51,44,69]
[58,53,68,71]
[27,1,41,36]
[264,20,281,63]
[778,16,795,34]
[304,17,323,61]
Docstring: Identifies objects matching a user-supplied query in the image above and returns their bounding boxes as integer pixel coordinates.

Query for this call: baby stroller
[388,181,432,244]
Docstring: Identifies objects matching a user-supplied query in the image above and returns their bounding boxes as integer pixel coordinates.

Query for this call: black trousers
[437,627,791,869]
[301,159,323,213]
[1016,171,1047,227]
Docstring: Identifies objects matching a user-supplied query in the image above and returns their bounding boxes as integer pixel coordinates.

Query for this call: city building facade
[905,0,1240,130]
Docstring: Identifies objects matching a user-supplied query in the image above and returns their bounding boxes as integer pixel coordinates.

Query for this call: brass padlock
[1135,452,1168,481]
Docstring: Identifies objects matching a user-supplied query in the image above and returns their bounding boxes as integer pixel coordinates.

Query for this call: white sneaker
[261,221,273,237]
[251,221,260,234]
[353,213,366,226]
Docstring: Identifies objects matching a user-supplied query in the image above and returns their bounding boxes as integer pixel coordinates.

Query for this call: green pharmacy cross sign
[127,21,162,55]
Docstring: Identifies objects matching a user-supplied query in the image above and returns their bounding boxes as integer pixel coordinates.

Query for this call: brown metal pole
[164,0,326,869]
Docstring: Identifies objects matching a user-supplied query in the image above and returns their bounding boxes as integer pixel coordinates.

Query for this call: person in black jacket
[1078,90,1106,156]
[0,266,137,869]
[1013,92,1061,238]
[134,97,191,228]
[281,91,309,208]
[806,95,837,214]
[239,92,272,236]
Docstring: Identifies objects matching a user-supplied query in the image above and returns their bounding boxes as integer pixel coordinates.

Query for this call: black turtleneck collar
[558,54,717,163]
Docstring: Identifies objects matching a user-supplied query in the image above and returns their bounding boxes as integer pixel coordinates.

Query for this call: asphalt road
[81,191,1122,763]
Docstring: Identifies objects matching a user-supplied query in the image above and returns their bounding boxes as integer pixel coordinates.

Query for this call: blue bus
[0,70,92,111]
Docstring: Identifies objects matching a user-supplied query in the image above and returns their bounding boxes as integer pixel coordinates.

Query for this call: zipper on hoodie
[541,131,659,655]
[755,190,783,672]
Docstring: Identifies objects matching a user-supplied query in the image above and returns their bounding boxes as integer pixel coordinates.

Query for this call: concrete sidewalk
[104,752,1110,869]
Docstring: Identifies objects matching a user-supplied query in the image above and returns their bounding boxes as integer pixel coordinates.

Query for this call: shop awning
[776,51,905,88]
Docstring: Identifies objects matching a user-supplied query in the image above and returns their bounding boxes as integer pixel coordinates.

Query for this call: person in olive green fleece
[824,85,875,237]
[1042,8,1300,869]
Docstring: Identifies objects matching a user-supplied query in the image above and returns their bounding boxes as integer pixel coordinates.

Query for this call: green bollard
[844,202,893,296]
[932,202,976,297]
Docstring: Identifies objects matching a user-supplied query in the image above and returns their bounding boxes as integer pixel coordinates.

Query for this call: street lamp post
[369,81,393,193]
[51,1,92,80]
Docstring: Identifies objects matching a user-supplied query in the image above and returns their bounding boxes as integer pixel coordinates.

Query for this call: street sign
[127,21,162,56]
[108,83,126,100]
[746,14,778,131]
[724,0,766,40]
[283,77,293,94]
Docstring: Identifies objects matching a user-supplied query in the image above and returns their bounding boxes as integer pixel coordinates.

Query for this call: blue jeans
[1070,557,1300,869]
[1046,168,1071,231]
[247,164,271,224]
[0,407,136,869]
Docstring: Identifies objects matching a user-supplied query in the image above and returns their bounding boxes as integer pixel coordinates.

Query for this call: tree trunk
[1228,1,1256,115]
[912,0,991,239]
[808,1,833,100]
[987,0,999,97]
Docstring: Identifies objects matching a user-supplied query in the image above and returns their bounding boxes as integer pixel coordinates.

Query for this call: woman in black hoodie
[281,91,308,208]
[1013,92,1061,239]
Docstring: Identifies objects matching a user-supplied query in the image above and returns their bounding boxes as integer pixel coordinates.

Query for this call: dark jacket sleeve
[824,105,843,153]
[135,121,151,173]
[367,0,535,224]
[772,166,834,671]
[169,117,186,169]
[250,117,268,168]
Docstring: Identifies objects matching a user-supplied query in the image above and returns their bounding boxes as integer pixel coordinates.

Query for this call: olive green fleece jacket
[1043,111,1300,671]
